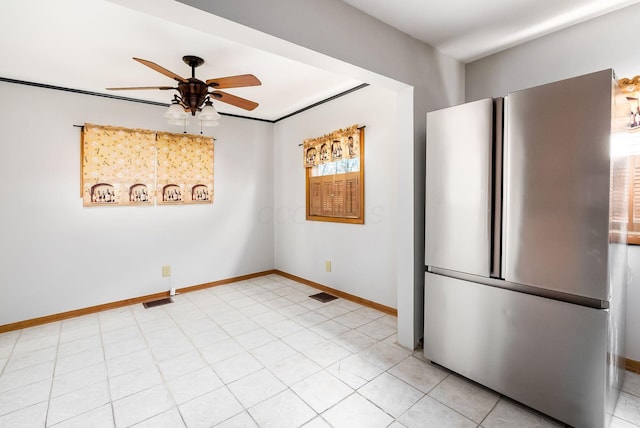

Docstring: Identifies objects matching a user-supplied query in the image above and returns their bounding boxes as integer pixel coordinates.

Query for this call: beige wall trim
[0,268,397,334]
[0,270,277,334]
[175,270,277,294]
[0,290,170,334]
[627,358,640,374]
[274,270,398,316]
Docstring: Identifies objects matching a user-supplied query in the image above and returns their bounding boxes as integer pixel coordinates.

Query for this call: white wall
[465,4,640,361]
[274,85,397,308]
[466,3,640,101]
[0,81,274,326]
[162,0,465,347]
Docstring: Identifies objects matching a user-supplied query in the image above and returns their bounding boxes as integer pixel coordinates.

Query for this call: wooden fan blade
[206,74,261,89]
[212,90,259,111]
[133,57,187,83]
[106,86,176,91]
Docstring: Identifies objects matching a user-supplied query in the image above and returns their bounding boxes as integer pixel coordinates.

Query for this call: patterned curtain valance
[303,124,360,168]
[155,132,214,205]
[82,123,214,207]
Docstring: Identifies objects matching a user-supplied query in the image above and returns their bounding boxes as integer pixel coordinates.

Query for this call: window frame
[305,127,365,224]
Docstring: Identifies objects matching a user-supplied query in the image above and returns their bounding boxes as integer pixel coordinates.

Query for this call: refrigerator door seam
[501,96,510,280]
[428,266,609,309]
[490,98,504,278]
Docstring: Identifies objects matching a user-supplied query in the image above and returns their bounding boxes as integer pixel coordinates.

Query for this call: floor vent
[142,297,174,309]
[309,292,338,303]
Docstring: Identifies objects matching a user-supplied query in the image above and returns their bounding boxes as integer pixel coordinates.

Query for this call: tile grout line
[96,311,117,428]
[211,280,290,424]
[477,396,500,427]
[4,320,109,424]
[44,322,62,427]
[0,331,20,380]
[221,280,318,423]
[623,375,640,399]
[0,328,51,423]
[160,292,228,426]
[164,282,302,422]
[269,276,405,423]
[360,354,417,421]
[106,306,157,424]
[132,303,186,427]
[51,314,118,426]
[62,321,109,397]
[426,378,493,426]
[213,278,323,425]
[224,278,351,423]
[210,285,281,426]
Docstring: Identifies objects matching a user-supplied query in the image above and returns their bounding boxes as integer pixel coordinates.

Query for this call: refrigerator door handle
[491,98,504,279]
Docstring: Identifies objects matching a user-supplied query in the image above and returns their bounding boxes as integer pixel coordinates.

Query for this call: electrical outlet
[325,260,331,272]
[162,265,171,277]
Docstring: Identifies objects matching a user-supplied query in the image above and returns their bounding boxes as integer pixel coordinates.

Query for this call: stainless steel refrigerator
[424,69,629,427]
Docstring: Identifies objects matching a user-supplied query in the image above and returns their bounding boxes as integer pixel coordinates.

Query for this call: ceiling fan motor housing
[179,79,209,115]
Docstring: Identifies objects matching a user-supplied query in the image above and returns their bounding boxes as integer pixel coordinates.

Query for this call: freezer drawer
[425,98,495,277]
[424,272,611,428]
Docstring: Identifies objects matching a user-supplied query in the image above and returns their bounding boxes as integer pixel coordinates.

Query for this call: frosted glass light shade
[164,103,188,120]
[199,104,220,121]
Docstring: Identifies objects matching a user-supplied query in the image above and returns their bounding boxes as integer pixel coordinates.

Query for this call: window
[304,126,364,224]
[616,78,640,244]
[627,154,640,244]
[612,154,640,245]
[611,145,640,245]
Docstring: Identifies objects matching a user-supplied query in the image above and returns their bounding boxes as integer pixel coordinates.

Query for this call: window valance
[303,124,360,168]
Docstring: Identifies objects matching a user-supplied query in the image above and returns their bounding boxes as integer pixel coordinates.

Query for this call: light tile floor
[0,274,639,427]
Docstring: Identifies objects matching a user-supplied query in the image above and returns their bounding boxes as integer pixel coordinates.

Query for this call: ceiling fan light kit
[164,101,188,120]
[107,55,261,129]
[199,101,221,121]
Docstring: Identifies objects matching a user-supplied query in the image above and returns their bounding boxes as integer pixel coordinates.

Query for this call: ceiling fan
[107,55,261,118]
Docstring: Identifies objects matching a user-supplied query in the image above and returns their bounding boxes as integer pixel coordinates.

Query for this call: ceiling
[343,0,640,63]
[1,0,638,122]
[0,0,362,122]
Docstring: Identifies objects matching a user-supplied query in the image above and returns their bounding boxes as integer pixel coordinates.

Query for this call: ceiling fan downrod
[182,55,204,79]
